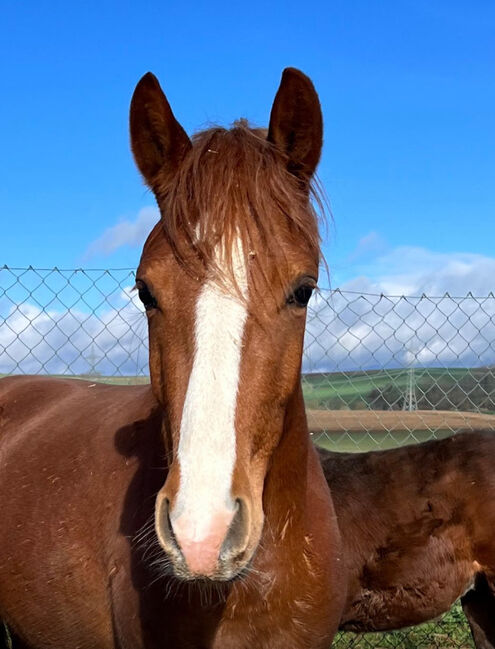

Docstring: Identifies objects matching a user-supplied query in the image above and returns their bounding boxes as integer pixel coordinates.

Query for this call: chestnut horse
[0,69,347,648]
[318,432,495,648]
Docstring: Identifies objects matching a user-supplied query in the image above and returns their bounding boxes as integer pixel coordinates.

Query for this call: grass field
[334,603,473,649]
[308,408,495,451]
[313,428,449,452]
[302,367,495,413]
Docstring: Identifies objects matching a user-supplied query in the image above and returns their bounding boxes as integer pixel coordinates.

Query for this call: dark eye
[287,283,315,308]
[136,280,158,311]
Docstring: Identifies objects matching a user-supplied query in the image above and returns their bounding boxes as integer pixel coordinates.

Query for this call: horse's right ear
[267,68,323,183]
[130,73,191,192]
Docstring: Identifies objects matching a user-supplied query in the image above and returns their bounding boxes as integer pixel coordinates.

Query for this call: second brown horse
[319,431,495,648]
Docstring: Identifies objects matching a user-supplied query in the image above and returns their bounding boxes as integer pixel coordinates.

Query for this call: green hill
[302,367,495,413]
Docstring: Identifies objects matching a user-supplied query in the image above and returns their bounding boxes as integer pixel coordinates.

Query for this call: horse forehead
[137,219,317,304]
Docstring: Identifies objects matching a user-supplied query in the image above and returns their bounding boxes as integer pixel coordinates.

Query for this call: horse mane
[152,120,323,295]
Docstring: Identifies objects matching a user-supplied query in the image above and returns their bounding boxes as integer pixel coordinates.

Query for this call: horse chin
[158,541,259,583]
[175,552,257,583]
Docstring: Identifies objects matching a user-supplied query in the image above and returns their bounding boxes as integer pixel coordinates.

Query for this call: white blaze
[172,239,248,541]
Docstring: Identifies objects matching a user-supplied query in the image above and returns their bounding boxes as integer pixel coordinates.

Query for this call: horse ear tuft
[130,72,191,192]
[267,68,323,182]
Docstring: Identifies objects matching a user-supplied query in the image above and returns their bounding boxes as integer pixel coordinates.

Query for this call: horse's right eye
[286,276,317,308]
[136,280,158,311]
[287,284,314,308]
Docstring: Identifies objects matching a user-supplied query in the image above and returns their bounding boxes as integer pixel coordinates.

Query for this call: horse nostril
[156,497,180,553]
[220,498,250,560]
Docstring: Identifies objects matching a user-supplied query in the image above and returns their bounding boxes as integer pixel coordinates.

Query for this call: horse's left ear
[267,68,323,182]
[130,72,191,193]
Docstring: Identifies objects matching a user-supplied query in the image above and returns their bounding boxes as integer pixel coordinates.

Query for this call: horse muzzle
[154,492,255,581]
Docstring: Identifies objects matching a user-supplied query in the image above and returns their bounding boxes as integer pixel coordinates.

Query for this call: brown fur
[0,68,347,649]
[318,434,495,648]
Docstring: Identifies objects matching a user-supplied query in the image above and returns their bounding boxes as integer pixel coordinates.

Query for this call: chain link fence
[2,265,495,648]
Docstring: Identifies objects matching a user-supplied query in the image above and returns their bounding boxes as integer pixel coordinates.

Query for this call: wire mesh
[2,265,494,648]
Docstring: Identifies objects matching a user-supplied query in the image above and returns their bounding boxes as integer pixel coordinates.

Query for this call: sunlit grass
[333,603,473,648]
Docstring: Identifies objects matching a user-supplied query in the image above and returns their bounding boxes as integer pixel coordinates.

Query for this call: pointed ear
[267,68,323,182]
[130,72,191,192]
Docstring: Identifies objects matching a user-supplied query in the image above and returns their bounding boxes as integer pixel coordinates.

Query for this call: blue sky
[1,0,494,292]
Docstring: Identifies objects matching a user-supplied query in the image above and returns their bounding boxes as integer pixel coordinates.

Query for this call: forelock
[150,121,323,297]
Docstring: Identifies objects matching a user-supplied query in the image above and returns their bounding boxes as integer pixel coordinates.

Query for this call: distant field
[302,367,495,413]
[308,408,495,451]
[0,374,150,385]
[313,428,452,452]
[307,407,495,432]
[307,410,495,452]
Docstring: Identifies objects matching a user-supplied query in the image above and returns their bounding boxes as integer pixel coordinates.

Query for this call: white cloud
[348,246,495,297]
[304,246,495,372]
[84,207,160,257]
[347,231,387,262]
[0,283,149,376]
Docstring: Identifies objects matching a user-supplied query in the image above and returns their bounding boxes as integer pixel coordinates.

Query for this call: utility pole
[86,344,100,376]
[403,367,418,411]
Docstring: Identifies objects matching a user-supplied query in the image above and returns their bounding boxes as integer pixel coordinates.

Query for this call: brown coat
[319,434,495,647]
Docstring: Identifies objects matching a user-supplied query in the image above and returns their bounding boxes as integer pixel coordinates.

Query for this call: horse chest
[109,557,334,649]
[211,597,331,649]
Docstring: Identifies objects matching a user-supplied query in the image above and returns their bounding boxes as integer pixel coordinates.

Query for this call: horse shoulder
[0,377,161,649]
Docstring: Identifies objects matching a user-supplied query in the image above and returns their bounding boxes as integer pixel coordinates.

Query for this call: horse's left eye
[287,283,315,308]
[136,280,158,311]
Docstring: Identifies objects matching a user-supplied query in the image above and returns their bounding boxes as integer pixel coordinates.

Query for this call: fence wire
[2,265,495,648]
